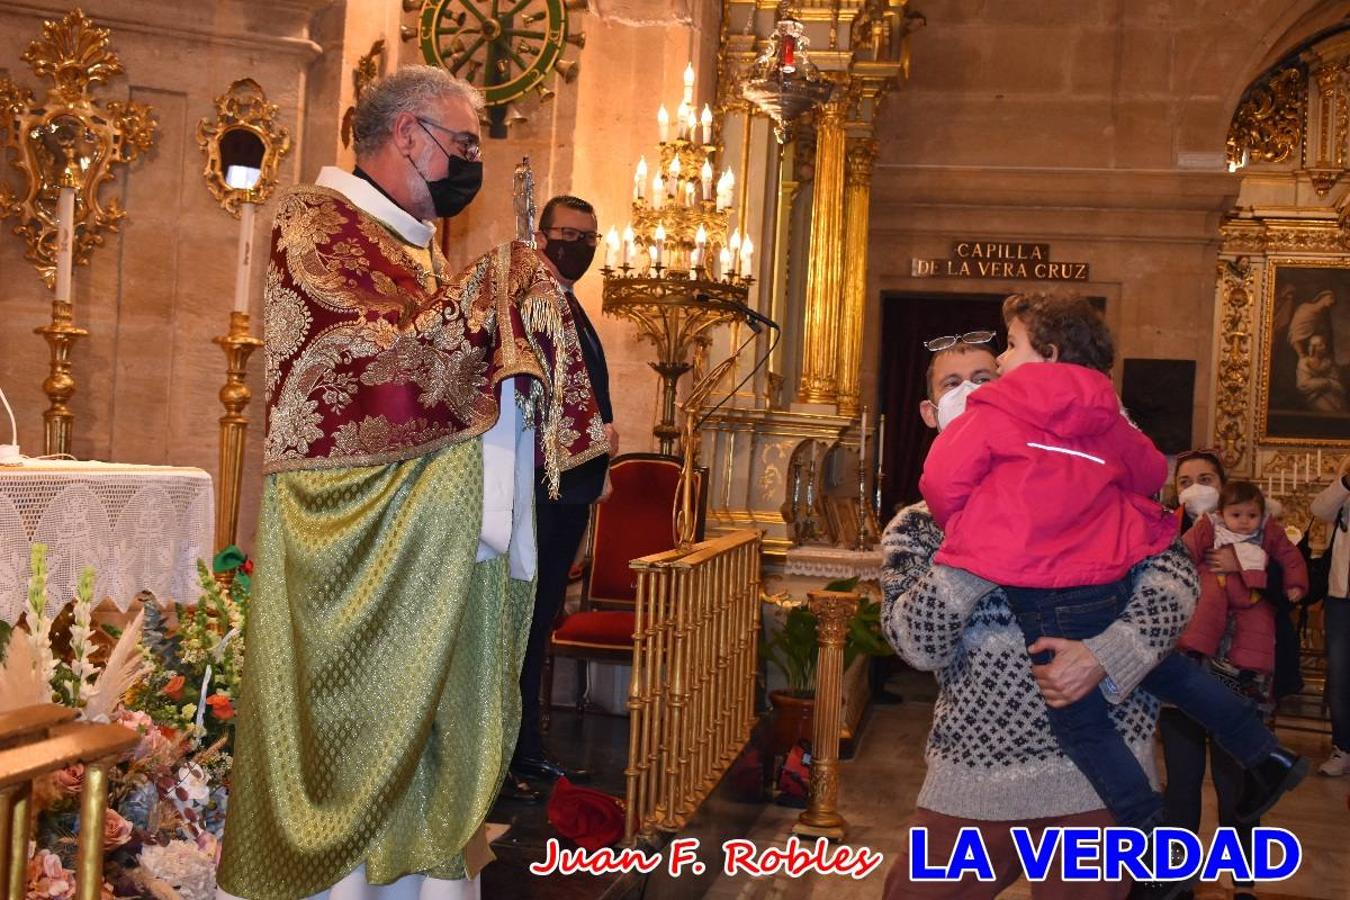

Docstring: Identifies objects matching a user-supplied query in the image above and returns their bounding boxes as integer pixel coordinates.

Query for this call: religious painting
[1258,260,1350,446]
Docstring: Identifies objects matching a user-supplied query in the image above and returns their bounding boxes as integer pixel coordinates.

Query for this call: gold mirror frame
[195,79,291,216]
[0,9,157,288]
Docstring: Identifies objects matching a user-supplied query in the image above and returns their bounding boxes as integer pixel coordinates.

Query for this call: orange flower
[163,674,186,700]
[206,693,235,721]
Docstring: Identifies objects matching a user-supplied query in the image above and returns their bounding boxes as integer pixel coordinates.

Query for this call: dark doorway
[877,291,1006,518]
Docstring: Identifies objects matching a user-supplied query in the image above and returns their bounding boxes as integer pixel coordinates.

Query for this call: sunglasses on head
[923,330,997,352]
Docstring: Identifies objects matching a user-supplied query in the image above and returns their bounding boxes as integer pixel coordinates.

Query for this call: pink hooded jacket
[921,363,1176,588]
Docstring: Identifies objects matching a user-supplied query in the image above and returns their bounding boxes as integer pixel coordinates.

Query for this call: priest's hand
[604,423,619,457]
[598,473,613,504]
[1026,637,1106,707]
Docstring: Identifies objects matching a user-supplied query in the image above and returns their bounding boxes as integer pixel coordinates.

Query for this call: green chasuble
[220,443,529,894]
[217,173,607,898]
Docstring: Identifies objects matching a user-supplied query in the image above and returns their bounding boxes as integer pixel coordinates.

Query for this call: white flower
[175,763,211,807]
[139,840,216,900]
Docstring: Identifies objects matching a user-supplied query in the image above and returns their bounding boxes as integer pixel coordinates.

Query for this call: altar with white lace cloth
[0,460,215,622]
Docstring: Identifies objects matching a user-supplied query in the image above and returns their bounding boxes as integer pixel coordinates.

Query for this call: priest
[216,66,608,900]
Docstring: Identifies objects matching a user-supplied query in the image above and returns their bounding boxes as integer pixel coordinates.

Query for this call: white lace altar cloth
[782,546,885,582]
[0,460,214,622]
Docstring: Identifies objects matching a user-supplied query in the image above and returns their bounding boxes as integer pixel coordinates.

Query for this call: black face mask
[542,237,597,282]
[413,123,482,218]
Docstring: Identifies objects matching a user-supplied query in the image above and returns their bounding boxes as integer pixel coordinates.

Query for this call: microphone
[695,292,780,334]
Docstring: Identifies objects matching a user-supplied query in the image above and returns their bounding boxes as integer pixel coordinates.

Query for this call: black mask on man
[542,237,597,282]
[414,121,482,218]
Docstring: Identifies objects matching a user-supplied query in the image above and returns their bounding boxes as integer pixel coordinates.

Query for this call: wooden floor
[704,674,1349,900]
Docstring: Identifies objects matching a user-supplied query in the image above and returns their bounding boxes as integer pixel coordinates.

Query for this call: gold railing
[0,704,138,899]
[624,528,762,843]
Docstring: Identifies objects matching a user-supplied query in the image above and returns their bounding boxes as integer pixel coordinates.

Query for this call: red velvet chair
[542,453,706,726]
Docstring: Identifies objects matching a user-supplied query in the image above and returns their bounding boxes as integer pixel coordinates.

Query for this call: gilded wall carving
[1225,66,1304,169]
[1213,256,1257,472]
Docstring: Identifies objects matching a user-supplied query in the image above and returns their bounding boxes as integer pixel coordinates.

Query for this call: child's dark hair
[1002,292,1114,373]
[1219,480,1265,515]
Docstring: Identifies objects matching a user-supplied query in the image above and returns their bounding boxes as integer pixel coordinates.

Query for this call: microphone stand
[676,309,780,549]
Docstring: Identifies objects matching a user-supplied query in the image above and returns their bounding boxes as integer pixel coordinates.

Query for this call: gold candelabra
[601,63,754,455]
[213,312,263,550]
[35,300,88,457]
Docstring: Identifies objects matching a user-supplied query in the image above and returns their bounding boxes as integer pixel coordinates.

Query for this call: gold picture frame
[0,9,156,287]
[195,78,291,216]
[1256,257,1350,447]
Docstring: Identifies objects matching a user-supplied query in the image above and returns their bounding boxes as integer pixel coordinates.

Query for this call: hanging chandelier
[740,1,833,143]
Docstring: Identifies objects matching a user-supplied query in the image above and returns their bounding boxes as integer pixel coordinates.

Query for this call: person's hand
[603,423,619,457]
[598,473,613,504]
[1287,587,1305,604]
[1027,637,1107,707]
[1204,545,1241,574]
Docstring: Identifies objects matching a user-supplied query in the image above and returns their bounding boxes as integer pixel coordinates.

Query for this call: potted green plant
[760,578,892,754]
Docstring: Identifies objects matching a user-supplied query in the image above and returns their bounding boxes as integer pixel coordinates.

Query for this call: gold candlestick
[794,588,859,840]
[214,311,263,550]
[34,300,88,457]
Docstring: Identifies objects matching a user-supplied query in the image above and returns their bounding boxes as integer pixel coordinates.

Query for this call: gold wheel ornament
[0,8,156,288]
[403,0,586,137]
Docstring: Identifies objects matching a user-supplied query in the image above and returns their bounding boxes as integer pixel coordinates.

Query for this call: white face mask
[935,380,982,431]
[1178,483,1219,517]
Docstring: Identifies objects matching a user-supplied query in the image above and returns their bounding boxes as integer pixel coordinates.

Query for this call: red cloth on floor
[546,776,625,851]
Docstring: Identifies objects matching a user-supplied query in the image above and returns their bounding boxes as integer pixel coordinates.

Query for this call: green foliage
[762,605,819,697]
[761,585,894,699]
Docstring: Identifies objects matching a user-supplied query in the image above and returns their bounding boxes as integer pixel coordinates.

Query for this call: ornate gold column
[794,588,858,840]
[835,137,877,418]
[795,94,848,405]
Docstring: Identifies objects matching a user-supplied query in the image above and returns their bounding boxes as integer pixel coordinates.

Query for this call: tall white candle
[718,247,732,280]
[604,227,619,268]
[701,105,713,145]
[860,406,867,468]
[652,174,664,209]
[54,186,75,303]
[657,106,669,143]
[233,201,257,314]
[740,236,754,277]
[877,414,886,471]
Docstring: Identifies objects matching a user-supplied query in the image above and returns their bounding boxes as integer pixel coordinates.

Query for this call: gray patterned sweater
[881,502,1198,821]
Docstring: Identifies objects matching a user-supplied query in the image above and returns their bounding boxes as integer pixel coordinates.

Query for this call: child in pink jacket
[1180,480,1308,674]
[918,292,1306,839]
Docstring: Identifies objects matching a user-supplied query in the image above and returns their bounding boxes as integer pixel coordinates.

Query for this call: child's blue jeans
[1003,578,1277,830]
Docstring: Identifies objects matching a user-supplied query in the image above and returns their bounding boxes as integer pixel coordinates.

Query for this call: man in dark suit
[507,195,616,797]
